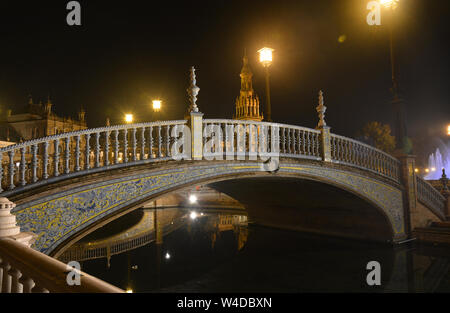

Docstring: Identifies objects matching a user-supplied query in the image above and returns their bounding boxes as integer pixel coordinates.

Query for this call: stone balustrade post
[396,154,417,237]
[0,197,36,293]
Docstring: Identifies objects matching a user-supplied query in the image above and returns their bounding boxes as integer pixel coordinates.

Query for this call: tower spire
[234,50,263,121]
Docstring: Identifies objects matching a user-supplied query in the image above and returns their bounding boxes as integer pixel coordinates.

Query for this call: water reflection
[58,207,450,293]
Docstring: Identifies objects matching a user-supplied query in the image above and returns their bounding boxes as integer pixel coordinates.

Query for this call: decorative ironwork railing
[0,120,187,196]
[416,176,446,218]
[330,134,400,183]
[202,119,322,161]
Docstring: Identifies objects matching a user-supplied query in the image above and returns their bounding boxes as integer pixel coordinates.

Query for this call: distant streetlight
[447,125,450,136]
[152,99,162,112]
[190,211,198,220]
[258,47,274,122]
[125,114,133,123]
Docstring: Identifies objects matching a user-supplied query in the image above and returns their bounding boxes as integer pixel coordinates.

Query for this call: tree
[357,122,396,154]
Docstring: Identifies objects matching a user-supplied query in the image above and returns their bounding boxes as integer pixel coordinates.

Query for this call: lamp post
[258,47,274,122]
[380,0,407,152]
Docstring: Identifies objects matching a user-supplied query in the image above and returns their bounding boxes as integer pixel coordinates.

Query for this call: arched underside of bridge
[10,159,406,255]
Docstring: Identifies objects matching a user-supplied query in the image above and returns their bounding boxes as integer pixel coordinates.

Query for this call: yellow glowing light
[126,288,133,293]
[258,47,274,67]
[152,100,162,112]
[447,125,450,135]
[379,0,399,9]
[414,168,419,173]
[125,114,133,123]
[425,169,430,173]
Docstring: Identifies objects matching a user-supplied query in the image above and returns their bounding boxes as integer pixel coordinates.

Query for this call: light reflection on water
[59,207,450,293]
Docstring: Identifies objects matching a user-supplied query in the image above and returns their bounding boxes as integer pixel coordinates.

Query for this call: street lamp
[152,99,162,112]
[447,125,450,136]
[125,114,133,123]
[379,0,407,152]
[258,47,274,122]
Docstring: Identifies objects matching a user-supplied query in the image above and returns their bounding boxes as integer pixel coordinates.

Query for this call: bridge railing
[330,134,401,183]
[202,119,322,161]
[0,120,187,196]
[416,176,447,219]
[0,237,123,293]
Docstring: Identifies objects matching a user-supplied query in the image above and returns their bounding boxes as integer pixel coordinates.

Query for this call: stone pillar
[439,169,450,219]
[396,154,416,237]
[190,112,204,161]
[0,197,35,247]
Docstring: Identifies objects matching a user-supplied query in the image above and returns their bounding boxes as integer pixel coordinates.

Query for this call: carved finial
[316,90,327,128]
[187,66,200,113]
[106,117,110,127]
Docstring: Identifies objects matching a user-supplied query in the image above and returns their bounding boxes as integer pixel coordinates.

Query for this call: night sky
[0,0,448,159]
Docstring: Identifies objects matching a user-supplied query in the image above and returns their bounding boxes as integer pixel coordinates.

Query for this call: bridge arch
[10,159,406,256]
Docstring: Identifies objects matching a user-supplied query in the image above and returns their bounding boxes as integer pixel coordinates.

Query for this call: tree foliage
[357,122,396,154]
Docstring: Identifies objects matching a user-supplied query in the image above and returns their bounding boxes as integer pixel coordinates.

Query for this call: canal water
[61,208,450,293]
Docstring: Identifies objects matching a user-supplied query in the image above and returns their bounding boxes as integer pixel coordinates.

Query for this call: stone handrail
[330,134,401,183]
[0,116,403,196]
[0,120,187,196]
[202,119,322,161]
[416,176,447,219]
[0,237,124,293]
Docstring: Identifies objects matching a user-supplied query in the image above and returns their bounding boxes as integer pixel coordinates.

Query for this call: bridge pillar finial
[187,66,200,115]
[315,90,331,162]
[316,90,327,128]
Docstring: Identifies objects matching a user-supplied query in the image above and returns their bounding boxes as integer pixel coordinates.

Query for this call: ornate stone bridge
[0,95,447,256]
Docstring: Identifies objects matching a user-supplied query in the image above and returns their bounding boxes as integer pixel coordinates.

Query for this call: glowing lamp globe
[258,47,274,67]
[125,114,133,123]
[152,100,162,112]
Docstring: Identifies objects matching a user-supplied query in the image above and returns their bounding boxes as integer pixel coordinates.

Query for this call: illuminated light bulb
[165,252,171,260]
[125,114,133,123]
[258,47,274,67]
[431,167,436,172]
[190,211,198,220]
[189,194,197,204]
[126,288,133,293]
[414,168,419,173]
[152,100,161,112]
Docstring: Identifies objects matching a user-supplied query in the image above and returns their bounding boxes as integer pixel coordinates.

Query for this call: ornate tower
[234,51,263,121]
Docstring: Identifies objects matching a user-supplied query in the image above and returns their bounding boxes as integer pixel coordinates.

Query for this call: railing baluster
[85,134,90,170]
[31,145,38,183]
[166,125,170,158]
[20,148,26,186]
[95,132,100,168]
[105,131,110,166]
[148,127,153,159]
[75,135,81,172]
[54,140,60,177]
[64,137,70,174]
[114,130,119,164]
[131,128,137,162]
[8,151,15,191]
[141,127,146,160]
[123,129,128,163]
[43,142,49,179]
[157,126,162,158]
[18,275,35,293]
